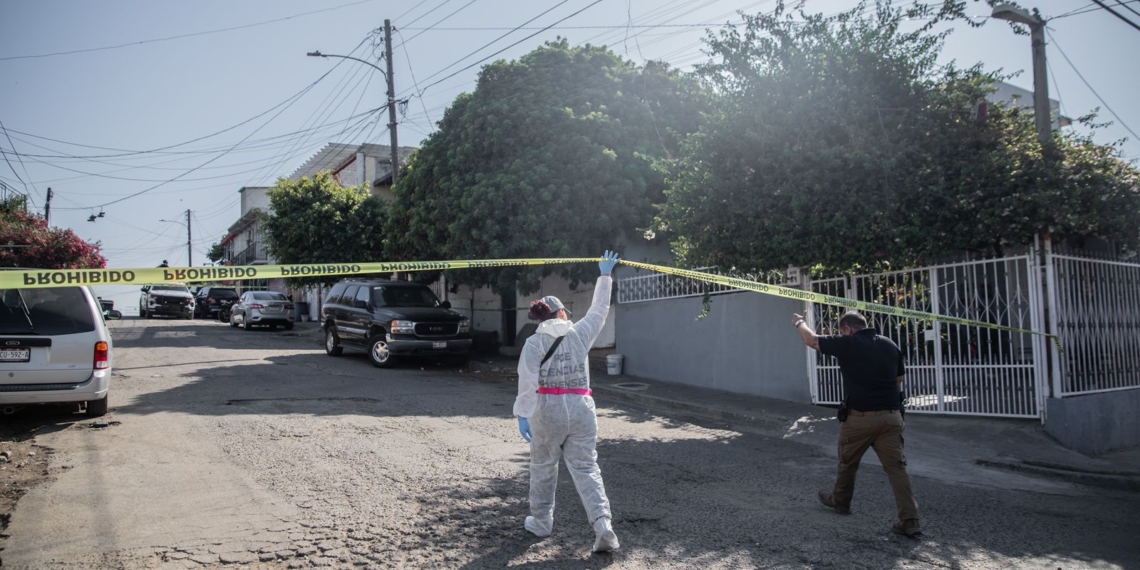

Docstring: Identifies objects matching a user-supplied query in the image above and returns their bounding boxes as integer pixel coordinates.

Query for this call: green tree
[263,172,388,286]
[1,202,106,269]
[206,242,226,264]
[657,2,1140,273]
[385,40,707,294]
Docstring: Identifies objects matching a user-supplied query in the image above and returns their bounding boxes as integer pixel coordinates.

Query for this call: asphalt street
[1,318,1137,570]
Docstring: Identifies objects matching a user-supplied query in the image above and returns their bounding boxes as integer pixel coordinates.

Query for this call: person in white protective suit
[514,250,621,553]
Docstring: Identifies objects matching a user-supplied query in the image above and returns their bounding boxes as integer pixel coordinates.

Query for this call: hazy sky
[2,0,1138,311]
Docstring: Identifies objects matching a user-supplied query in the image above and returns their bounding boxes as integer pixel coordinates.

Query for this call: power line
[394,0,480,47]
[398,0,459,29]
[0,120,40,207]
[1048,32,1139,141]
[413,0,605,98]
[86,67,343,209]
[1087,0,1140,29]
[0,0,382,62]
[394,0,433,23]
[396,30,441,132]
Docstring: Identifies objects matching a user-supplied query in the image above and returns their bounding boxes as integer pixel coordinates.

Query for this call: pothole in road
[86,420,122,429]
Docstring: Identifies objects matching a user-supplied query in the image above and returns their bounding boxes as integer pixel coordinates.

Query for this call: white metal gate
[807,255,1046,418]
[1046,246,1140,397]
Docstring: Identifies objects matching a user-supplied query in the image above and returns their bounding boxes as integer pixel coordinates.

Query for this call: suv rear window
[209,289,238,299]
[0,287,97,336]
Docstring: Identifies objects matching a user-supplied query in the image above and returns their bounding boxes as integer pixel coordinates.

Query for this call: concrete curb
[975,459,1140,492]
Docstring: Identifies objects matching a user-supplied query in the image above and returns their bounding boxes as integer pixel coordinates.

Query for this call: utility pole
[44,187,52,225]
[384,19,400,186]
[186,208,193,267]
[992,5,1051,146]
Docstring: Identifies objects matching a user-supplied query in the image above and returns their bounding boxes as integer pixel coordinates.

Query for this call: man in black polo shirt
[792,310,921,538]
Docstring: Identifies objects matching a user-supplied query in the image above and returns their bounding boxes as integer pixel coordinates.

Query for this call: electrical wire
[1048,32,1139,141]
[394,0,481,48]
[411,0,607,99]
[0,0,382,62]
[1088,0,1140,30]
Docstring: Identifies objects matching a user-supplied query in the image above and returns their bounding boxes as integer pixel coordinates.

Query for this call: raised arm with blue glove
[518,417,532,443]
[599,250,620,275]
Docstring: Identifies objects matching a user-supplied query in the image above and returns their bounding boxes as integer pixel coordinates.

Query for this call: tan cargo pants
[833,409,920,522]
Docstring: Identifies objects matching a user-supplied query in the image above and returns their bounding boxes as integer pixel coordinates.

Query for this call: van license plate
[0,348,30,362]
[433,341,447,349]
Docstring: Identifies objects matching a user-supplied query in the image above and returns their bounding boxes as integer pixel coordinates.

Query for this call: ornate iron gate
[807,255,1046,418]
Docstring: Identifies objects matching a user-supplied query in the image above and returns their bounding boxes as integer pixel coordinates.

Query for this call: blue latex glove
[518,417,533,443]
[599,250,620,275]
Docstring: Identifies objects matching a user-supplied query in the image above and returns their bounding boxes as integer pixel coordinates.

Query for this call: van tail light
[94,341,110,370]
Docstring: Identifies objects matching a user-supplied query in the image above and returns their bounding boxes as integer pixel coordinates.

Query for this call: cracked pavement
[1,318,1137,569]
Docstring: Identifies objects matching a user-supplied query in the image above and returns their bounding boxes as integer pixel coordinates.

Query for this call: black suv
[194,286,239,318]
[321,279,472,368]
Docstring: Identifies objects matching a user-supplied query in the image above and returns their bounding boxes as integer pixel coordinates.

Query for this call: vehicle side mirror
[105,309,123,320]
[354,299,368,309]
[440,300,452,309]
[141,286,149,292]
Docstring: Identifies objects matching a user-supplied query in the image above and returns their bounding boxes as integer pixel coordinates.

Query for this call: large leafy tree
[385,40,707,294]
[0,196,106,269]
[657,2,1140,272]
[263,172,388,286]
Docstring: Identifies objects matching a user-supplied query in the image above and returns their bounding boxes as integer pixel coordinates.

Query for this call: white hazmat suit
[514,274,618,552]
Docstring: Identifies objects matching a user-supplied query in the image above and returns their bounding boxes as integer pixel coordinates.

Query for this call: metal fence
[808,255,1046,418]
[617,267,786,304]
[1047,247,1140,396]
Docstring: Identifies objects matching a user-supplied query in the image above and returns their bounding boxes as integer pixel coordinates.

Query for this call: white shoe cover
[525,515,552,538]
[592,517,620,552]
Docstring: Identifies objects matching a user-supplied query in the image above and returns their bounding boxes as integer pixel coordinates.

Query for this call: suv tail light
[206,297,214,302]
[94,341,110,370]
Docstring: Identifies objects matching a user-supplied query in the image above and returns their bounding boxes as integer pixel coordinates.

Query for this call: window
[376,286,440,308]
[326,284,347,305]
[343,286,360,306]
[0,287,96,335]
[355,287,370,307]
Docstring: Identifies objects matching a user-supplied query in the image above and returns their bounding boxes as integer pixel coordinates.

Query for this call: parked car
[139,283,195,319]
[193,286,239,318]
[0,282,113,416]
[321,279,472,368]
[230,291,295,331]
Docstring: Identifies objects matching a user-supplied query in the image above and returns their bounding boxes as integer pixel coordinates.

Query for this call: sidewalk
[468,350,1140,495]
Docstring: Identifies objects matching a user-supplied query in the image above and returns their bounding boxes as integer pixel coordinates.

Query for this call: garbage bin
[295,302,309,322]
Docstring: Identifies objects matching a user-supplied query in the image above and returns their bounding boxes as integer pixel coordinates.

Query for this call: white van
[0,284,114,416]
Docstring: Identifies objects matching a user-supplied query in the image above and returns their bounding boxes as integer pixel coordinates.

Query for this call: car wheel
[86,395,109,417]
[368,334,394,368]
[325,327,343,356]
[228,313,238,328]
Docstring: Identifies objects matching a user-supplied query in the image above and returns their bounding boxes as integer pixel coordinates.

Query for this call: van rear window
[0,288,97,336]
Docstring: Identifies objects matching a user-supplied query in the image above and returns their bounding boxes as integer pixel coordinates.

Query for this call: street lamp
[308,21,401,185]
[991,4,1051,146]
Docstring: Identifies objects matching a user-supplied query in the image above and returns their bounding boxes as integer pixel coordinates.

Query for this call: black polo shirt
[818,328,905,411]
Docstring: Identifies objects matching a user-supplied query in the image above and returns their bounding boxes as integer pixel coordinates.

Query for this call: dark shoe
[817,490,850,515]
[892,519,923,538]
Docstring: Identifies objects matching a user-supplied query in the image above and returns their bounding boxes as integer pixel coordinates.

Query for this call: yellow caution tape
[0,259,598,290]
[620,260,1055,341]
[0,257,1054,341]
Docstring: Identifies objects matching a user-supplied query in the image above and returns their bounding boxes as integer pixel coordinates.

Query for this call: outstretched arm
[793,312,820,351]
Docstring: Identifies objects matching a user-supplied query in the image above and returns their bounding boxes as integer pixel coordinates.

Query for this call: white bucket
[605,354,624,376]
